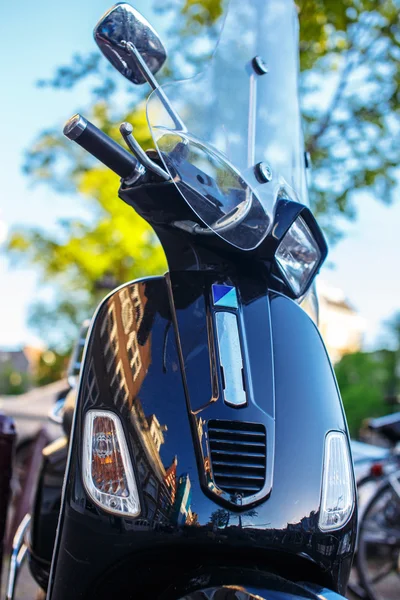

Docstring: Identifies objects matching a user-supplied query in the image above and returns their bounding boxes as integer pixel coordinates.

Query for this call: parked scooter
[7,2,357,599]
[5,321,89,599]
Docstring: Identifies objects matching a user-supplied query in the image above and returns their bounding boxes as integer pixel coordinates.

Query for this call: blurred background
[0,0,400,597]
[1,0,400,433]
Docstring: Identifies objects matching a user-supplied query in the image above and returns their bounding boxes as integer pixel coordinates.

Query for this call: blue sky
[0,0,399,349]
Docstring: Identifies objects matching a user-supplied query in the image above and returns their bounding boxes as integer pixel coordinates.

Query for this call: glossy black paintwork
[172,574,348,600]
[119,180,327,299]
[168,271,275,508]
[46,273,356,600]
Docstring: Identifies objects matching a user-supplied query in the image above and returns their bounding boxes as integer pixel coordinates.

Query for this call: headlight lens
[275,216,321,297]
[319,431,355,531]
[82,410,140,517]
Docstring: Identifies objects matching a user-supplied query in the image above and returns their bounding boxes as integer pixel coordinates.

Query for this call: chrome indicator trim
[215,311,247,408]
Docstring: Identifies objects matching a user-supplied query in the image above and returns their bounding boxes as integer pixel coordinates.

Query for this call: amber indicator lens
[82,410,140,516]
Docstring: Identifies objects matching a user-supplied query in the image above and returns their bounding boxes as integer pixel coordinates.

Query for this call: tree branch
[306,11,378,154]
[307,52,355,154]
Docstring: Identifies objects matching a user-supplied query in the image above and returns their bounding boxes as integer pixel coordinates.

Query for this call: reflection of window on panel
[317,543,334,556]
[86,359,99,403]
[108,305,117,339]
[159,491,169,511]
[104,335,119,373]
[108,304,116,332]
[120,287,134,334]
[87,362,94,388]
[110,379,119,404]
[88,381,99,404]
[110,360,129,406]
[117,385,129,407]
[131,287,143,328]
[104,344,113,373]
[120,288,130,302]
[127,331,142,381]
[110,334,119,354]
[100,313,108,338]
[145,476,158,500]
[110,359,124,390]
[151,429,162,452]
[138,460,147,483]
[106,353,114,374]
[146,502,156,521]
[100,303,116,339]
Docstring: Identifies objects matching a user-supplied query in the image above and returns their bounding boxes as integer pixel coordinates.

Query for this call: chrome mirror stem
[122,41,186,132]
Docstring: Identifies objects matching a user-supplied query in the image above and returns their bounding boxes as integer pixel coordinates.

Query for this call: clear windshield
[147,0,307,251]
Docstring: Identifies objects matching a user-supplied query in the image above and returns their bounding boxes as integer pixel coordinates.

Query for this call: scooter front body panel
[47,273,356,600]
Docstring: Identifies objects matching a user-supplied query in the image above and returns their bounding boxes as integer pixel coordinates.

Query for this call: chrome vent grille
[208,420,266,497]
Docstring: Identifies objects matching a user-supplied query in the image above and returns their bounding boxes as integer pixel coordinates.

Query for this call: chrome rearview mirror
[93,3,167,85]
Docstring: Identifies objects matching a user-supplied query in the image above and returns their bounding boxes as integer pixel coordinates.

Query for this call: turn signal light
[82,410,140,516]
[319,431,355,531]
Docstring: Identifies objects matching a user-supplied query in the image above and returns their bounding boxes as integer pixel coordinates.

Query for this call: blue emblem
[212,284,238,309]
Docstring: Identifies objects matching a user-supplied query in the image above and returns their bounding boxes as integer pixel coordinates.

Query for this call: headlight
[82,410,141,517]
[275,215,322,298]
[319,431,355,531]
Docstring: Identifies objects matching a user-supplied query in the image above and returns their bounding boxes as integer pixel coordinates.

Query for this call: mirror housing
[93,3,167,84]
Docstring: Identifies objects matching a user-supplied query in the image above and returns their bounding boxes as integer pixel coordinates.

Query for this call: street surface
[0,379,68,445]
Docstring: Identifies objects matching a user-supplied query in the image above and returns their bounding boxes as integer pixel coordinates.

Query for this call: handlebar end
[64,114,87,140]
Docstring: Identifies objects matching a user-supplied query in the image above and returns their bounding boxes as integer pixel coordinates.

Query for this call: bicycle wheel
[356,474,400,600]
[347,474,383,598]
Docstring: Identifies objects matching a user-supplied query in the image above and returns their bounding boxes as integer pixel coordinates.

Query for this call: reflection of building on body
[172,473,192,526]
[99,283,151,410]
[120,285,144,333]
[96,282,197,527]
[99,283,181,524]
[85,357,100,404]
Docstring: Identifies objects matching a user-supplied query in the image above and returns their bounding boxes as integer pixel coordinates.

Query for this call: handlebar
[63,114,138,179]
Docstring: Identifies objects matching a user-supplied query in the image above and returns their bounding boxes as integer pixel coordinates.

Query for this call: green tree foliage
[335,348,400,437]
[35,350,69,387]
[0,363,30,395]
[6,0,400,346]
[298,0,400,234]
[8,105,166,348]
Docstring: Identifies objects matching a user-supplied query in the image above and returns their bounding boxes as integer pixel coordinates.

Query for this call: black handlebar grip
[63,114,138,179]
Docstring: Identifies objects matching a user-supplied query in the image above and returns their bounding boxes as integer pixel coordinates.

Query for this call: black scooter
[6,2,357,599]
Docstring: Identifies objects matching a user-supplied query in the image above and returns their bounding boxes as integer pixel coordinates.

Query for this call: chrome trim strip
[215,311,246,407]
